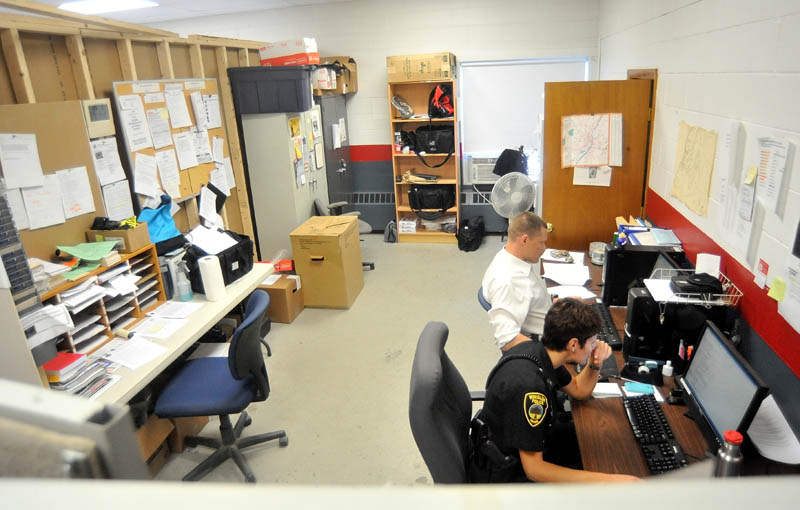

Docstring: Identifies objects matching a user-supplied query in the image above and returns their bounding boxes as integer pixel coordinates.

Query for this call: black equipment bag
[414,125,455,168]
[670,272,723,296]
[457,216,485,252]
[408,184,455,220]
[185,230,254,295]
[428,83,454,118]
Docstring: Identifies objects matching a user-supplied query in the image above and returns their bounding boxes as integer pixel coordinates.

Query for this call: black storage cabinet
[228,66,313,114]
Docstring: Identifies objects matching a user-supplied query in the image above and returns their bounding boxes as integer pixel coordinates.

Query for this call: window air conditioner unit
[464,154,500,185]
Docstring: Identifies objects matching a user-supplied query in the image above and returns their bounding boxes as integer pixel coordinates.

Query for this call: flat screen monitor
[678,321,769,449]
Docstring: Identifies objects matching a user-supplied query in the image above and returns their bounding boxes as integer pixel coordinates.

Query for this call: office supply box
[258,275,304,323]
[290,216,363,309]
[259,37,320,66]
[86,222,150,253]
[386,52,457,82]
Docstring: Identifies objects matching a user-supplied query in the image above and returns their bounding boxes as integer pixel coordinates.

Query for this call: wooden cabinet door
[541,80,652,250]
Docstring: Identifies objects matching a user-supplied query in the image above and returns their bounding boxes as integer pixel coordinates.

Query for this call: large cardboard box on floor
[258,274,304,323]
[386,52,456,82]
[290,216,363,309]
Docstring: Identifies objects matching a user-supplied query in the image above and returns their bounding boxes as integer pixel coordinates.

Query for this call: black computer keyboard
[591,302,622,349]
[622,394,688,474]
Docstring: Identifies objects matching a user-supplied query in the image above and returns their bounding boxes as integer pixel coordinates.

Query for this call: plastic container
[589,241,606,266]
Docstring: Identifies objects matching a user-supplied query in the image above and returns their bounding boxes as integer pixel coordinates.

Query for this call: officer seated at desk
[480,298,639,483]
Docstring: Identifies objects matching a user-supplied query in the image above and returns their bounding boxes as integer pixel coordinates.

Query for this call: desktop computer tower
[601,245,686,305]
[623,287,731,365]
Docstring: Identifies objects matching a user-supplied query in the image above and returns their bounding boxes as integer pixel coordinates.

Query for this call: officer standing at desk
[481,299,639,483]
[482,212,551,352]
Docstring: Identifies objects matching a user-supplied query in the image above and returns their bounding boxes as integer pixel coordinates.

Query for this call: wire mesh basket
[649,268,743,307]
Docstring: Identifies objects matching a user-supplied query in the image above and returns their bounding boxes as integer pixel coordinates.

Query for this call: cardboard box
[167,416,210,454]
[387,52,456,82]
[258,274,304,323]
[86,222,150,253]
[290,216,363,309]
[313,56,358,95]
[259,38,320,66]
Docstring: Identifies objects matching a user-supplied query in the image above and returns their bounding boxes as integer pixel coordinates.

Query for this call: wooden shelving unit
[388,79,460,244]
[42,244,167,356]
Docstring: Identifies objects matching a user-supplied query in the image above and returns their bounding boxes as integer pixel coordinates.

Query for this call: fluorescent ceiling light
[59,1,159,15]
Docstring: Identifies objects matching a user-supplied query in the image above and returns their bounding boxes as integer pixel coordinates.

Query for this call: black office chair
[313,198,375,270]
[154,290,287,483]
[408,321,488,483]
[477,287,491,311]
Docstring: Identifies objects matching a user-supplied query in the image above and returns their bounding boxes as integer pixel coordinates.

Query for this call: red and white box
[259,38,320,66]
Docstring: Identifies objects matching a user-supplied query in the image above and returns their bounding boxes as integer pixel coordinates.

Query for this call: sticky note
[625,382,655,394]
[744,166,758,185]
[767,278,786,302]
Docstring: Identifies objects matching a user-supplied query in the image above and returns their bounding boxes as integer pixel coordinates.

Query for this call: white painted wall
[152,0,600,146]
[598,0,800,281]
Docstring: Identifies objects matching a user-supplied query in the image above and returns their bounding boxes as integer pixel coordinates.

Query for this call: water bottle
[714,430,744,477]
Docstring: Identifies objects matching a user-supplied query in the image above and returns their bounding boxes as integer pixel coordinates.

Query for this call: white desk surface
[95,263,272,405]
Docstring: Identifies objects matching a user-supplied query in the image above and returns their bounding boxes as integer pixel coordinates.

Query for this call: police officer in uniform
[482,298,639,483]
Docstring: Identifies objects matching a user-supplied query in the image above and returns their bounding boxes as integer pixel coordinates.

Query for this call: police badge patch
[523,392,548,428]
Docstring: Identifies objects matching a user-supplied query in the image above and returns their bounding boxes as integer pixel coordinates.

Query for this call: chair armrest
[470,390,486,401]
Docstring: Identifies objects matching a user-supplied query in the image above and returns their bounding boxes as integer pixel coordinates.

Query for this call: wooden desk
[570,254,708,477]
[94,263,272,405]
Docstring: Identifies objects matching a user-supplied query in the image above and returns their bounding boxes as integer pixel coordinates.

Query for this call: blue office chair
[154,290,288,483]
[477,287,491,311]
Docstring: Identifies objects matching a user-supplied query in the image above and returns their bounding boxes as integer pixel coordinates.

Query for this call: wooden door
[541,80,652,250]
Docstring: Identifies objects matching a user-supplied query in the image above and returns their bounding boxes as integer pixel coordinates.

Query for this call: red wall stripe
[646,189,800,377]
[350,144,392,162]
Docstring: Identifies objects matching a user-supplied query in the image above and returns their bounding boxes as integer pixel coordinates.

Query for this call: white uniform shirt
[481,247,551,349]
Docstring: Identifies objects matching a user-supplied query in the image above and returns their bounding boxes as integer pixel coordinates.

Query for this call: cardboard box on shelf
[290,216,363,309]
[386,52,456,83]
[86,222,150,253]
[313,56,358,95]
[259,38,320,66]
[258,274,304,323]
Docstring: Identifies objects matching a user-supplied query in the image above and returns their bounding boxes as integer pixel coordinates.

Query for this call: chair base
[183,411,288,483]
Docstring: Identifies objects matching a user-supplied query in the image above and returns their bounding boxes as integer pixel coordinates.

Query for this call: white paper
[191,127,213,164]
[224,157,236,190]
[172,132,199,170]
[332,124,341,149]
[541,249,585,265]
[56,166,95,219]
[212,136,224,163]
[696,253,721,279]
[0,133,45,189]
[148,301,203,319]
[21,174,66,230]
[133,153,159,198]
[573,166,612,187]
[261,274,281,286]
[143,92,165,104]
[100,336,168,370]
[592,382,623,398]
[199,186,217,222]
[145,107,173,149]
[89,137,126,186]
[164,89,192,129]
[101,180,135,221]
[119,96,153,152]
[186,225,238,255]
[747,395,800,464]
[756,137,790,214]
[5,188,29,229]
[542,262,590,286]
[154,149,181,199]
[547,285,596,300]
[210,164,230,196]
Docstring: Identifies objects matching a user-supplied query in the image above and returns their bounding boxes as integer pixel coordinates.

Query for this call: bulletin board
[0,101,107,261]
[111,78,233,212]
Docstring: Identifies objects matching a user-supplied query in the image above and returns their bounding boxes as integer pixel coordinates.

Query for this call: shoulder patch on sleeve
[523,392,549,428]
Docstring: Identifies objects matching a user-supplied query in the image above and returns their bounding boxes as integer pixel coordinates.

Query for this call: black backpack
[457,216,485,252]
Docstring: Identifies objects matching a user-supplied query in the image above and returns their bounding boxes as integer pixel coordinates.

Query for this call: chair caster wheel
[279,436,289,447]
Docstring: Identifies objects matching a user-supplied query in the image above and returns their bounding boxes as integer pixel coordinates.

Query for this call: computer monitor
[678,321,769,451]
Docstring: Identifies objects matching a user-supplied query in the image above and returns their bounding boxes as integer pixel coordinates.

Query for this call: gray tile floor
[156,233,504,484]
